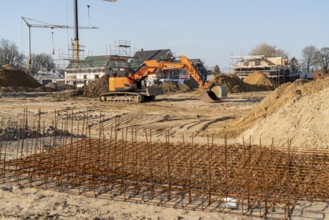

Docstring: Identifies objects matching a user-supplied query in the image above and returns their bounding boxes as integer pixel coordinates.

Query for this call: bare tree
[0,39,25,66]
[289,57,299,73]
[213,65,221,75]
[301,45,318,73]
[315,47,329,73]
[249,43,288,57]
[31,53,56,74]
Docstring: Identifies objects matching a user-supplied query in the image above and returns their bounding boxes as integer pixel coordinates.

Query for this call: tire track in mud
[87,111,219,139]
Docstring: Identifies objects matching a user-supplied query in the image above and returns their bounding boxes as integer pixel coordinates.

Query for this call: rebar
[1,110,329,219]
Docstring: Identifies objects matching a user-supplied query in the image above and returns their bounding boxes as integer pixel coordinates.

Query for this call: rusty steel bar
[1,111,329,219]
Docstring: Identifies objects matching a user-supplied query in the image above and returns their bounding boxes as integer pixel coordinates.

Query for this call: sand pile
[313,69,329,80]
[0,65,41,88]
[212,73,275,93]
[223,78,329,146]
[243,71,277,90]
[162,82,191,93]
[83,75,109,97]
[44,82,59,91]
[212,74,251,93]
[239,86,329,148]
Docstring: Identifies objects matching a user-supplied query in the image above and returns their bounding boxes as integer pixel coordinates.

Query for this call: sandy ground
[1,90,329,219]
[0,91,267,143]
[0,184,255,220]
[0,91,264,220]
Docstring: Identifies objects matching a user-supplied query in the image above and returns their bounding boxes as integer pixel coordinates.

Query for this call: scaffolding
[107,39,135,58]
[230,55,291,83]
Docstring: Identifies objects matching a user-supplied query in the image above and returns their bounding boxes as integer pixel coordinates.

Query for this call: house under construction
[65,40,132,87]
[231,55,290,83]
[65,55,130,87]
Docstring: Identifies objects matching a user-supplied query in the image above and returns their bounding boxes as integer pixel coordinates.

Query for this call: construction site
[1,59,329,219]
[0,1,328,219]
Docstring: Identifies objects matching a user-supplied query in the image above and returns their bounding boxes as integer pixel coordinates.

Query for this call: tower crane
[21,16,98,73]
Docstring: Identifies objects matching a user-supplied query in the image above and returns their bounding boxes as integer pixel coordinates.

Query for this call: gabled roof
[66,57,106,69]
[66,55,129,69]
[133,49,174,61]
[189,59,203,66]
[84,55,111,67]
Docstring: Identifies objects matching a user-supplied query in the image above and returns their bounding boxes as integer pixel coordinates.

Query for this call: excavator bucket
[200,85,227,103]
[146,86,164,96]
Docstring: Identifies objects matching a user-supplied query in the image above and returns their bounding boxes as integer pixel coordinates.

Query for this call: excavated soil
[241,86,329,148]
[243,71,277,90]
[223,78,329,148]
[83,75,109,97]
[212,73,276,93]
[0,65,41,88]
[161,82,191,93]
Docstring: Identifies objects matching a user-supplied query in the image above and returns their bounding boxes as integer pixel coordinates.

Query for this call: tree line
[0,38,55,74]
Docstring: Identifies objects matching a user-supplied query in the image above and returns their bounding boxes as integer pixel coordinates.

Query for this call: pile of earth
[44,82,59,91]
[44,82,75,92]
[313,69,329,80]
[162,82,191,93]
[212,72,276,93]
[223,77,329,146]
[83,75,109,97]
[243,71,278,90]
[0,65,41,89]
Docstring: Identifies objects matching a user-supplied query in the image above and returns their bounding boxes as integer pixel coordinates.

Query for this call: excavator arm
[129,56,213,91]
[102,55,225,103]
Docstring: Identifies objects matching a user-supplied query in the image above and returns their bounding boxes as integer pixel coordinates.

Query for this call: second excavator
[99,55,226,103]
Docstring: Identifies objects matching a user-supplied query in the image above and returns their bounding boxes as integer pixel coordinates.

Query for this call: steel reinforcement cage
[1,109,329,219]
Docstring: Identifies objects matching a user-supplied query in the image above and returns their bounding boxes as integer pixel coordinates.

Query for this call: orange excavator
[99,55,226,103]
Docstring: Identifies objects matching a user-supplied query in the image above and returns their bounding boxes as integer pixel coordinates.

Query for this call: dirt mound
[44,82,59,90]
[212,73,275,93]
[83,75,109,97]
[240,85,329,148]
[243,71,277,89]
[0,65,41,88]
[223,78,329,139]
[313,69,329,80]
[162,82,191,93]
[212,74,251,93]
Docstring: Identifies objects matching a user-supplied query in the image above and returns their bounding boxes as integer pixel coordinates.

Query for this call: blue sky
[0,0,328,71]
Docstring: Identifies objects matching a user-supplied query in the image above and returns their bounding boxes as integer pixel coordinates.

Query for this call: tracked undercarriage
[99,87,162,103]
[99,91,155,103]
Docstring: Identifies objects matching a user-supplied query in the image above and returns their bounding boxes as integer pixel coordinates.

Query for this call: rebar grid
[1,110,329,219]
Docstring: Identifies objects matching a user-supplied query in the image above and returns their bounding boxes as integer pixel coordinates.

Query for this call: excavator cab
[109,77,134,92]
